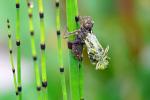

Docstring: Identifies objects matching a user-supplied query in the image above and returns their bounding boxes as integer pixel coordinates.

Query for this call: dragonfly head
[79,16,94,31]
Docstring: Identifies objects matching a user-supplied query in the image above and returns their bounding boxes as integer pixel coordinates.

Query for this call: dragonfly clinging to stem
[65,16,109,70]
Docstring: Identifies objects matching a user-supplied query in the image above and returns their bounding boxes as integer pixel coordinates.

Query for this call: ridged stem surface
[26,1,42,100]
[66,0,80,99]
[15,0,22,99]
[7,19,19,99]
[55,0,68,100]
[37,0,48,99]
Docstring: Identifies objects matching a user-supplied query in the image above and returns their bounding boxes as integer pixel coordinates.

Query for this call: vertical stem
[74,0,84,99]
[79,62,84,100]
[7,19,19,98]
[26,1,42,100]
[15,0,22,99]
[66,0,80,100]
[74,0,79,25]
[55,0,68,100]
[36,0,48,99]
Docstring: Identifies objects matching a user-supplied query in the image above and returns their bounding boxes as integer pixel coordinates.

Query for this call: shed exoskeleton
[65,16,109,70]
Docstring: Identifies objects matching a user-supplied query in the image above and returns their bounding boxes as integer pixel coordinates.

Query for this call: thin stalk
[36,0,48,99]
[66,0,80,100]
[26,1,42,100]
[74,0,84,99]
[78,61,84,100]
[7,19,19,98]
[55,0,68,100]
[15,0,22,99]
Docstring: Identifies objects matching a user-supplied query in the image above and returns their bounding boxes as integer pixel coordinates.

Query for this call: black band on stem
[40,44,46,50]
[60,68,64,72]
[75,16,79,22]
[8,25,10,28]
[18,86,22,92]
[27,2,30,7]
[16,41,20,46]
[7,19,9,23]
[42,81,47,88]
[16,92,19,95]
[9,49,12,54]
[8,34,11,38]
[36,86,41,91]
[12,69,15,73]
[33,56,37,61]
[30,31,34,36]
[57,30,60,35]
[55,2,59,7]
[16,3,20,8]
[39,12,44,19]
[79,63,81,69]
[29,13,32,18]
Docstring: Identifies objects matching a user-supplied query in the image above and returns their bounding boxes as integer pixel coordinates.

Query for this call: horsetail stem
[36,0,48,99]
[55,0,68,100]
[66,0,80,99]
[74,0,79,24]
[79,61,84,100]
[7,19,19,97]
[74,0,84,99]
[25,1,42,99]
[15,0,22,99]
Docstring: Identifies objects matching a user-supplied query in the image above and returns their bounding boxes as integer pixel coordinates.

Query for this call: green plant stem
[37,0,48,99]
[55,0,68,100]
[26,1,42,100]
[74,0,79,20]
[66,0,80,100]
[15,0,22,99]
[7,19,19,98]
[74,0,84,99]
[79,61,84,100]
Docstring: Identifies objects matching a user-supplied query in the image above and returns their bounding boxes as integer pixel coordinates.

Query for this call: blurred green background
[0,0,150,100]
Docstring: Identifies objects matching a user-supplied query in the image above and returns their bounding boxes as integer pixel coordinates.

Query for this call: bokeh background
[0,0,150,100]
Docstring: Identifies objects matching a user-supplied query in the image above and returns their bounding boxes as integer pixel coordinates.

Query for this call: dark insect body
[65,16,94,61]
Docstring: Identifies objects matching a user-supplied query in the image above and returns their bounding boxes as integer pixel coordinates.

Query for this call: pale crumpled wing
[85,33,103,63]
[85,33,109,70]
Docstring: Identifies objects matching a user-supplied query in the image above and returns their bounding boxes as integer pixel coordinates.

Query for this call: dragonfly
[65,16,109,70]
